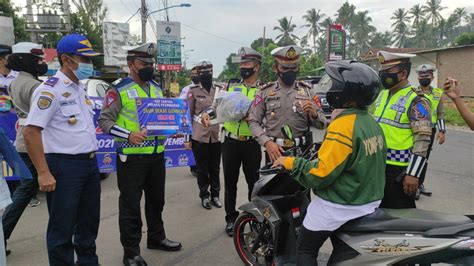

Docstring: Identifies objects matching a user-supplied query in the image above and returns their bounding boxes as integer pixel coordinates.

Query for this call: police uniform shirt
[26,70,97,154]
[0,70,19,90]
[248,81,326,146]
[8,71,41,153]
[188,84,221,143]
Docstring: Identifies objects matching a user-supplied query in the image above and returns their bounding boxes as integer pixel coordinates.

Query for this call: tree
[301,8,326,54]
[369,31,392,48]
[0,0,29,42]
[335,2,355,57]
[352,11,376,56]
[452,32,474,46]
[320,17,334,38]
[409,4,425,28]
[422,0,446,26]
[453,7,469,27]
[250,38,275,50]
[391,8,411,48]
[273,17,299,46]
[315,37,327,59]
[412,19,435,48]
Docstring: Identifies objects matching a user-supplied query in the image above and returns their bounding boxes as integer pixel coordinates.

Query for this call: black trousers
[117,153,166,258]
[419,127,437,185]
[192,140,221,199]
[379,164,416,209]
[222,137,262,223]
[296,226,347,266]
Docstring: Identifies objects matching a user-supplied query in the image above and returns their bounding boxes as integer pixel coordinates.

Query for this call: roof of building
[359,44,474,61]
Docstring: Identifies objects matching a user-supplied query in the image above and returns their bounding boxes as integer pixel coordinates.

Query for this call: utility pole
[141,0,148,42]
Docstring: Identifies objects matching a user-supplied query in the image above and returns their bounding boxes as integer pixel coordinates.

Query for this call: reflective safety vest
[115,80,165,155]
[373,86,418,166]
[223,84,258,137]
[423,87,443,125]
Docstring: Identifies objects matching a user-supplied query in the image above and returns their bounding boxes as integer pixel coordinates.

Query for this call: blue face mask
[73,62,94,80]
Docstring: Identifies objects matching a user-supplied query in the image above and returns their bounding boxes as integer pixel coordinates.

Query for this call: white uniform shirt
[0,70,19,90]
[26,70,97,154]
[179,82,195,99]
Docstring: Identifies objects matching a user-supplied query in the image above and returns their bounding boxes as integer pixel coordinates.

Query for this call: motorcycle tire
[233,212,275,266]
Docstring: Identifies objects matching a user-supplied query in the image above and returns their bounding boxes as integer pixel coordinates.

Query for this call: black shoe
[225,222,234,237]
[211,197,222,208]
[419,184,432,196]
[202,198,212,209]
[123,255,147,266]
[148,238,182,251]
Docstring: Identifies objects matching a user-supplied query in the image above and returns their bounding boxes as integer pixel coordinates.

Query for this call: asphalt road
[5,129,474,265]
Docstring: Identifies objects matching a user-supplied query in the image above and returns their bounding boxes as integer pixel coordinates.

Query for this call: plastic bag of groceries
[215,90,252,123]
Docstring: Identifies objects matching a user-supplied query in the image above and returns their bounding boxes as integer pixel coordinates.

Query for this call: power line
[181,22,246,45]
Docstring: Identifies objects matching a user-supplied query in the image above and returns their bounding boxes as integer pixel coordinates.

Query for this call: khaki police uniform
[98,43,181,261]
[222,47,263,228]
[2,42,44,243]
[248,45,326,163]
[374,51,432,209]
[187,60,222,205]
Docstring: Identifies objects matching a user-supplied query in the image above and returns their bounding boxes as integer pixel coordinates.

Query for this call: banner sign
[326,24,346,61]
[103,22,130,66]
[136,98,192,136]
[0,97,195,180]
[156,21,182,71]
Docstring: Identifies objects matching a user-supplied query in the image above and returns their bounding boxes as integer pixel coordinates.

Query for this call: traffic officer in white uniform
[22,33,102,265]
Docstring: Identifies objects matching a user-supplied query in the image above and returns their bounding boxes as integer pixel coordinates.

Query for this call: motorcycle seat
[340,208,472,232]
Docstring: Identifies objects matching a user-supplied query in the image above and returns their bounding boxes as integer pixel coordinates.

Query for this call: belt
[225,131,254,141]
[48,152,96,160]
[273,136,306,148]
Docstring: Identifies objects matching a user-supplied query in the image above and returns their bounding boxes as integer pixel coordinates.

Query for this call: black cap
[0,44,12,56]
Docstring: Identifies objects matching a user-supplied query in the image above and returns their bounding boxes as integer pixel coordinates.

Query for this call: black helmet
[323,60,381,109]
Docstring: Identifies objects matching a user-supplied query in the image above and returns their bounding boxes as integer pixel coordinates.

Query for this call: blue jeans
[2,153,38,241]
[45,154,101,266]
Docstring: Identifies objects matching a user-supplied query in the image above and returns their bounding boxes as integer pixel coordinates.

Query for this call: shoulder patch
[41,91,55,99]
[44,77,59,87]
[37,95,53,110]
[260,82,275,90]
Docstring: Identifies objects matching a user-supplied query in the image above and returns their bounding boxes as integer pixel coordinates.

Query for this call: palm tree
[422,0,446,26]
[316,37,327,58]
[369,31,392,48]
[351,11,376,56]
[335,2,355,56]
[409,4,425,27]
[273,17,299,46]
[453,7,469,27]
[412,19,435,48]
[301,8,326,54]
[391,8,411,48]
[320,17,334,38]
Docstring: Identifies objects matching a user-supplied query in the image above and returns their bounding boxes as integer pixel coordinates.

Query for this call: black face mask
[240,67,255,79]
[36,62,48,76]
[419,78,431,87]
[138,66,154,81]
[200,73,213,90]
[279,70,297,86]
[379,71,400,89]
[191,76,200,84]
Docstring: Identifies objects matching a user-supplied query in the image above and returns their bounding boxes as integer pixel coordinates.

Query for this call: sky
[12,0,474,75]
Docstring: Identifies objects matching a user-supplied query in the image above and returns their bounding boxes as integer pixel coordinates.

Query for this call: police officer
[22,33,101,265]
[222,47,263,236]
[374,51,432,209]
[186,60,223,210]
[2,42,47,251]
[415,64,445,199]
[99,43,181,266]
[248,45,326,163]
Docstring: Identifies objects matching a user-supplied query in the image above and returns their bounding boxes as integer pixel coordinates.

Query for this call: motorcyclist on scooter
[273,60,387,265]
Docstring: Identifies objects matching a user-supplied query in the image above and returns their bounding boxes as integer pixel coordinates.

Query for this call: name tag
[60,99,77,107]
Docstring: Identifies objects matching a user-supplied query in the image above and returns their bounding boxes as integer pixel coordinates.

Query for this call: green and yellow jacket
[283,109,386,205]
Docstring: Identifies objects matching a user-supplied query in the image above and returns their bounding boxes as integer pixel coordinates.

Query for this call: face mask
[240,67,255,79]
[200,73,213,90]
[379,71,400,89]
[279,70,297,86]
[419,78,431,87]
[191,76,200,84]
[138,66,154,81]
[36,62,48,76]
[73,62,93,80]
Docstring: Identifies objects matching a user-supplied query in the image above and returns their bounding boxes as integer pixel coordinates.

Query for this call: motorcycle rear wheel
[233,212,274,266]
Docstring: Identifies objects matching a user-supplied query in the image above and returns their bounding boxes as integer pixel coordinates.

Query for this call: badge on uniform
[297,88,305,96]
[268,90,276,96]
[62,92,71,98]
[41,91,55,99]
[38,96,52,110]
[44,77,59,87]
[126,89,139,99]
[253,95,263,107]
[85,95,92,105]
[106,90,117,108]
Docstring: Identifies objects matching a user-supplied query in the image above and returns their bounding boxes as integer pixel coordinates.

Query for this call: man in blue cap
[23,33,102,265]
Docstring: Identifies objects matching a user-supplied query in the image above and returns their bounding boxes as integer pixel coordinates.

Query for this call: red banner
[157,64,182,71]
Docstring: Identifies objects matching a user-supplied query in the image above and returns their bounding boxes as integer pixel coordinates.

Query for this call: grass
[443,99,474,127]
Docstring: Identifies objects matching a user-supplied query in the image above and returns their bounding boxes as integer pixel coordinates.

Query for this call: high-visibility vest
[373,86,418,166]
[115,79,165,155]
[423,87,443,125]
[223,84,258,137]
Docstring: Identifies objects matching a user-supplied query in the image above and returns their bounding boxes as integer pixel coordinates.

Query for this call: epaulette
[43,77,59,87]
[297,80,312,89]
[227,78,241,87]
[189,84,200,90]
[260,82,275,90]
[412,86,426,97]
[215,84,224,89]
[149,79,162,89]
[113,77,134,88]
